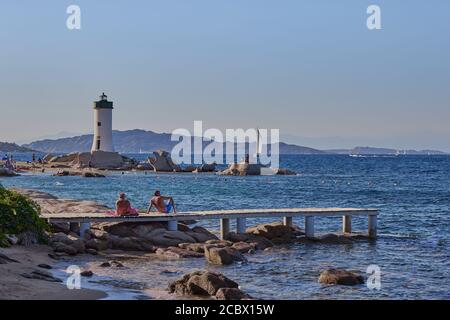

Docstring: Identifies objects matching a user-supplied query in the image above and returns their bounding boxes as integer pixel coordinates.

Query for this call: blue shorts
[165,202,173,213]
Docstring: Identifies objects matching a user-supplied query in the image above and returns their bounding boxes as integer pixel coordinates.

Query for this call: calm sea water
[2,154,450,299]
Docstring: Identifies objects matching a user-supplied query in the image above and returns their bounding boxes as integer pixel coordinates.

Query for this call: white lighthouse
[91,93,114,152]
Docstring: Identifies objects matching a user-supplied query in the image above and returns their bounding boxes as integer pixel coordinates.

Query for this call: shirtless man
[147,190,177,214]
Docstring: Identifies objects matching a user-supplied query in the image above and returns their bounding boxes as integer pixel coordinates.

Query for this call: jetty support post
[167,219,178,231]
[368,214,378,239]
[79,222,91,238]
[220,218,230,240]
[305,216,315,238]
[342,215,352,233]
[236,218,246,234]
[283,216,293,227]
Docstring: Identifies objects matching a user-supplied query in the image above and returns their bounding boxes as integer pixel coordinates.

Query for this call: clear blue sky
[1,0,449,151]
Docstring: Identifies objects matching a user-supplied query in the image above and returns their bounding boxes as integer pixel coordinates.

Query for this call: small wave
[377,233,419,239]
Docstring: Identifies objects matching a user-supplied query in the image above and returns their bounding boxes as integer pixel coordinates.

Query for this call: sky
[0,0,449,151]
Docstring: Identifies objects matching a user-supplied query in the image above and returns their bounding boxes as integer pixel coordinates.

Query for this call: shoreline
[0,244,107,300]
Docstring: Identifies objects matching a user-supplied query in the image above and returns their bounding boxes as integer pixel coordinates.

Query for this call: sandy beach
[0,245,106,300]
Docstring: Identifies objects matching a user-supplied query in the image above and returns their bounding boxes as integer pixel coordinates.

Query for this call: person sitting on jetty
[147,190,177,214]
[108,192,139,216]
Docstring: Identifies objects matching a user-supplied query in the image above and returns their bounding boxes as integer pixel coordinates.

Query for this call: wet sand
[0,245,107,300]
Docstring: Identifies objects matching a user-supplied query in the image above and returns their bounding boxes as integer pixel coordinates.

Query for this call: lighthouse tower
[91,93,114,152]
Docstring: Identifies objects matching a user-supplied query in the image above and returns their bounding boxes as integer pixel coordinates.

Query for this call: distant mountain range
[21,130,326,155]
[0,142,35,153]
[11,130,448,155]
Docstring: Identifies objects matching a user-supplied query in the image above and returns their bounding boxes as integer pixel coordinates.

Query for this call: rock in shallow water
[81,270,94,277]
[168,271,238,296]
[204,245,247,265]
[216,288,252,300]
[318,269,364,286]
[156,247,204,259]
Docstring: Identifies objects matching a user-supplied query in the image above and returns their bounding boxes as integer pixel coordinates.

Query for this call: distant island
[0,142,35,153]
[326,146,448,156]
[5,129,446,155]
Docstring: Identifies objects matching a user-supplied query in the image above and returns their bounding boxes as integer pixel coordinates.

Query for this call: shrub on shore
[0,184,48,247]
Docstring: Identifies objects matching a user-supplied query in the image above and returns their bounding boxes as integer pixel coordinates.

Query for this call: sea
[1,153,450,299]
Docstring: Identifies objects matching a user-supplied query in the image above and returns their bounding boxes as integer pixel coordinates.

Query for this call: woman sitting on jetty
[107,192,139,216]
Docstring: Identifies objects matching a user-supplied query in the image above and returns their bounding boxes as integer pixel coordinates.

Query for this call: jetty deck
[41,207,379,240]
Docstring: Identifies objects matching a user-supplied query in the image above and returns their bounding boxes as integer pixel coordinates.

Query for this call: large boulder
[316,234,354,244]
[168,271,239,297]
[49,153,79,163]
[216,288,252,300]
[156,247,204,259]
[85,238,110,251]
[109,235,156,252]
[194,163,217,173]
[0,167,18,177]
[149,231,197,247]
[148,150,181,172]
[49,233,85,254]
[186,226,218,242]
[231,241,257,253]
[246,221,300,240]
[89,151,125,169]
[318,269,364,286]
[204,245,247,265]
[178,243,206,253]
[219,163,296,176]
[225,232,274,250]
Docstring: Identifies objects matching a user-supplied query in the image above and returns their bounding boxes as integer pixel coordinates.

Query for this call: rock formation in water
[147,150,181,172]
[219,162,296,176]
[46,150,136,170]
[168,271,252,299]
[318,269,364,286]
[0,167,18,177]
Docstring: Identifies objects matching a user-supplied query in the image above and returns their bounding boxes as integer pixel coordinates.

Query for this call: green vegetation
[0,185,48,247]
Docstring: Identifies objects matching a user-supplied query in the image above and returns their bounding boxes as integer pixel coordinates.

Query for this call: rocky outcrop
[246,221,303,244]
[148,150,181,172]
[204,245,247,265]
[178,243,206,253]
[231,241,257,253]
[156,247,204,259]
[194,163,217,173]
[94,221,218,249]
[168,271,239,297]
[219,163,296,176]
[49,232,85,255]
[316,233,354,244]
[225,232,274,250]
[21,269,62,283]
[0,167,18,177]
[83,172,106,178]
[48,150,135,170]
[318,269,364,286]
[216,288,251,300]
